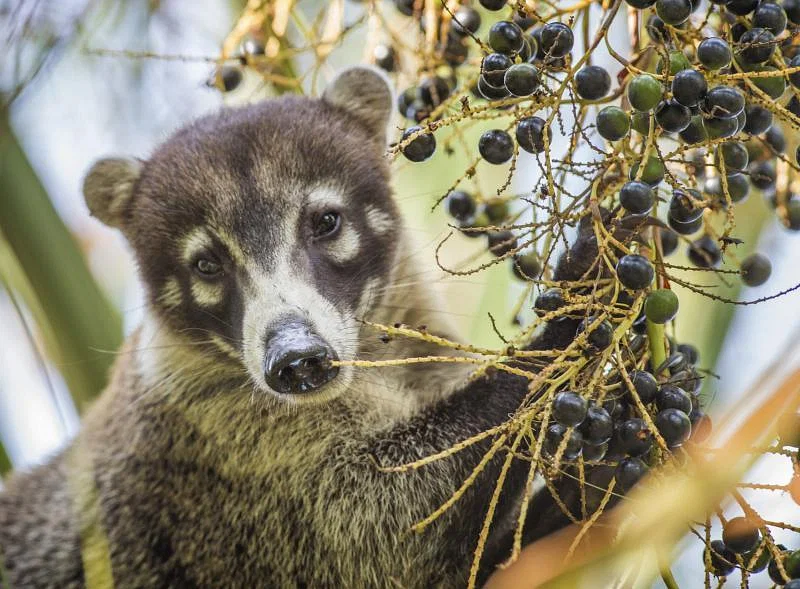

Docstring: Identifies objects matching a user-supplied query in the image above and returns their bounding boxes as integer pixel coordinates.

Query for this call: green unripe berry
[645,289,679,323]
[628,74,663,111]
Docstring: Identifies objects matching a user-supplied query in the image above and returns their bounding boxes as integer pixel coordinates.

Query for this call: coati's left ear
[82,157,143,230]
[323,66,393,146]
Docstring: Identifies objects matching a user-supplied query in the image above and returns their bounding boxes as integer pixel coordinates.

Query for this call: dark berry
[446,191,477,222]
[717,141,749,171]
[785,200,800,230]
[516,116,550,153]
[582,441,608,462]
[543,423,583,460]
[656,0,692,24]
[535,288,565,317]
[680,116,708,144]
[655,408,692,447]
[394,0,415,15]
[646,14,670,42]
[451,6,481,36]
[738,28,776,64]
[702,86,745,119]
[628,75,662,111]
[677,343,699,365]
[688,236,722,268]
[658,229,678,257]
[669,189,704,223]
[669,213,703,235]
[617,418,653,456]
[645,289,679,323]
[655,99,692,132]
[553,391,589,427]
[722,517,760,554]
[596,106,631,141]
[671,69,708,107]
[709,540,737,576]
[743,104,773,135]
[620,181,654,214]
[656,385,692,413]
[418,76,451,107]
[240,36,265,56]
[577,316,614,352]
[740,253,771,286]
[703,116,739,140]
[615,457,648,490]
[698,38,732,69]
[401,126,436,162]
[504,63,539,96]
[689,409,713,442]
[540,22,574,58]
[211,65,242,92]
[767,125,787,154]
[479,129,514,164]
[580,405,614,445]
[726,0,758,14]
[628,0,657,7]
[481,53,513,87]
[478,76,511,100]
[512,252,542,280]
[575,65,611,100]
[789,55,800,89]
[489,21,525,55]
[616,254,655,290]
[487,230,517,256]
[479,0,507,10]
[754,2,787,34]
[629,370,658,404]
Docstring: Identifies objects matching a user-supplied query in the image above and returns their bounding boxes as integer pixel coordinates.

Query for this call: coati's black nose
[263,321,339,394]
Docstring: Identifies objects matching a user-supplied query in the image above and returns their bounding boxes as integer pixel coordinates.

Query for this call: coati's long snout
[263,318,339,394]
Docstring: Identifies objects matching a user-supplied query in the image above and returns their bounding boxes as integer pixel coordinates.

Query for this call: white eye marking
[159,277,183,310]
[325,225,360,265]
[190,278,224,307]
[181,228,215,265]
[364,206,394,236]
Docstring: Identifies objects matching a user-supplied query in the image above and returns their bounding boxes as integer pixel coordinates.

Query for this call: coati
[0,67,594,588]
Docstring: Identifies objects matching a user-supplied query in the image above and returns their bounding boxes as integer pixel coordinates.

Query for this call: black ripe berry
[487,230,517,257]
[543,423,583,461]
[552,391,589,427]
[738,28,775,65]
[577,316,614,352]
[481,53,513,87]
[479,0,507,10]
[620,181,654,214]
[580,405,614,445]
[657,228,679,256]
[688,236,722,268]
[478,129,514,164]
[516,116,550,153]
[671,69,707,107]
[680,116,709,145]
[697,37,732,70]
[655,99,692,132]
[702,86,745,119]
[582,441,608,462]
[709,540,737,576]
[534,288,565,317]
[401,126,436,162]
[754,1,787,34]
[726,0,758,14]
[743,104,773,135]
[477,77,511,100]
[669,189,704,223]
[596,107,630,141]
[504,63,539,96]
[512,252,542,280]
[615,457,648,490]
[488,21,525,55]
[617,417,654,456]
[418,76,451,107]
[540,22,574,58]
[451,6,482,36]
[575,65,611,100]
[722,517,761,554]
[717,141,749,172]
[212,65,243,92]
[703,115,739,140]
[740,253,772,287]
[445,191,477,223]
[616,254,655,290]
[656,384,692,413]
[629,370,658,404]
[655,408,692,447]
[656,0,692,24]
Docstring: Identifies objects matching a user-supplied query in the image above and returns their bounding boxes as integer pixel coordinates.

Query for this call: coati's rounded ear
[323,66,393,145]
[82,157,143,229]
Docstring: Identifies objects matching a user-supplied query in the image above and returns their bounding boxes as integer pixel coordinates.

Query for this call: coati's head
[83,68,405,405]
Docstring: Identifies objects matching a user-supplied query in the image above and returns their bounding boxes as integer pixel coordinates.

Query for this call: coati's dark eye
[312,211,341,238]
[195,258,222,277]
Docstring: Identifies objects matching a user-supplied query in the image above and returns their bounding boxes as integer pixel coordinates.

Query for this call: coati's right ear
[82,157,143,230]
[323,66,393,146]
